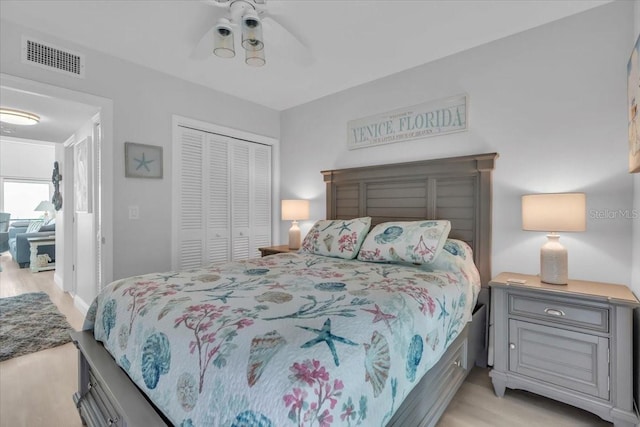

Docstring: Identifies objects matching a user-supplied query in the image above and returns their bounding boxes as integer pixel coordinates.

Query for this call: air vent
[22,37,85,78]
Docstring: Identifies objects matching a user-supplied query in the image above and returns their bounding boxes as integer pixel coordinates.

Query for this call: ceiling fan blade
[263,10,310,46]
[191,26,216,60]
[262,15,313,66]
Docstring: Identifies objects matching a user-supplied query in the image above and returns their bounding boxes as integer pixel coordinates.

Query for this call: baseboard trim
[53,272,64,290]
[74,295,90,316]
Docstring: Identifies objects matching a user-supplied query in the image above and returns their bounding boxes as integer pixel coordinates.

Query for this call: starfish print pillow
[299,217,371,259]
[357,220,451,264]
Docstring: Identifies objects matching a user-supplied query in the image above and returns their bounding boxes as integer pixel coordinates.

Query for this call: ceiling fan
[194,0,312,67]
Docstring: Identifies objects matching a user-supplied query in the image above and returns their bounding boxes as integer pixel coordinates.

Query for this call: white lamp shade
[34,200,54,211]
[246,48,266,67]
[281,200,310,221]
[241,11,264,52]
[522,193,586,232]
[213,18,235,58]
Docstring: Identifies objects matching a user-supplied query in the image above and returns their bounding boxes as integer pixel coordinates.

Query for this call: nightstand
[258,245,296,257]
[489,272,639,427]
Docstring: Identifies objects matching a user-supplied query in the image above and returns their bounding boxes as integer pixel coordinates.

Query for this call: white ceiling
[0,85,100,143]
[0,0,612,113]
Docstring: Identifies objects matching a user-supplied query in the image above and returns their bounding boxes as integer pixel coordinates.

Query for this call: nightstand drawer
[509,293,609,332]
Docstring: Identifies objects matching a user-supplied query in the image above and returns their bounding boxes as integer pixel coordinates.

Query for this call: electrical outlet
[129,205,139,220]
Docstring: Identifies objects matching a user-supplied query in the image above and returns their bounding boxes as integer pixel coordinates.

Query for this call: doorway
[0,73,113,313]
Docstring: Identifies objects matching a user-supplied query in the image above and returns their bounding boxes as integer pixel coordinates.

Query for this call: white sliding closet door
[252,144,272,257]
[177,128,206,269]
[175,126,271,269]
[231,143,250,260]
[207,134,230,264]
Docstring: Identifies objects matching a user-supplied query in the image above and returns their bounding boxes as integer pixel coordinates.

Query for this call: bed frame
[71,152,498,427]
[324,152,497,426]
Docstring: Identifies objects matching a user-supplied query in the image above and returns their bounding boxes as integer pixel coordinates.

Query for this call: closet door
[231,143,251,260]
[175,125,272,268]
[230,141,272,260]
[206,134,230,264]
[176,127,205,269]
[251,144,271,258]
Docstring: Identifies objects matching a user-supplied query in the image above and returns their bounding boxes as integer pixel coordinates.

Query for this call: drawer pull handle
[453,360,461,367]
[544,308,565,317]
[509,343,516,350]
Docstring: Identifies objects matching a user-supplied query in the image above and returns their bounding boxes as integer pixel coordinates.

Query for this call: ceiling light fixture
[214,18,235,58]
[0,108,40,126]
[213,0,266,67]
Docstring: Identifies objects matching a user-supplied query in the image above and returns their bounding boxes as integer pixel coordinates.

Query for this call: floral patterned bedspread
[85,246,480,427]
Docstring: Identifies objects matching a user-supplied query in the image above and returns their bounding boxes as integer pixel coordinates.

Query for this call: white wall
[281,1,634,287]
[0,19,280,281]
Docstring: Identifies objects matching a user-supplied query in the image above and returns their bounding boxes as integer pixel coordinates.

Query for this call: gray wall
[631,0,640,415]
[0,19,280,282]
[280,1,635,287]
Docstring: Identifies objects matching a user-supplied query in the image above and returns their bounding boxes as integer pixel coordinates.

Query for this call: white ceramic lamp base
[540,234,568,285]
[288,220,301,250]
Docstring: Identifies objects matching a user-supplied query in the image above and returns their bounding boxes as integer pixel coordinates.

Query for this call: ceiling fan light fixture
[0,108,40,126]
[245,47,265,67]
[241,10,264,51]
[214,18,235,58]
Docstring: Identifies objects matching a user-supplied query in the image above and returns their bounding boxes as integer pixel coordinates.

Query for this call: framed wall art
[74,136,91,212]
[628,34,640,173]
[125,142,163,179]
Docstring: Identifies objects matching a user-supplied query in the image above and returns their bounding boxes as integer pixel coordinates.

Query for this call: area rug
[0,292,74,362]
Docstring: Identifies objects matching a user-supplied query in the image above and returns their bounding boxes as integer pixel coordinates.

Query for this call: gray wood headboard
[321,152,498,300]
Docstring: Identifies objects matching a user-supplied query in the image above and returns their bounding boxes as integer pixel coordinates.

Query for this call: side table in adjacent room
[27,235,56,273]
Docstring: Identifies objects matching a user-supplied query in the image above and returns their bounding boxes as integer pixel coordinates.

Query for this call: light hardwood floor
[0,250,613,427]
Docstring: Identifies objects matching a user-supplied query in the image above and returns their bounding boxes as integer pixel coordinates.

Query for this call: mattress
[83,240,480,426]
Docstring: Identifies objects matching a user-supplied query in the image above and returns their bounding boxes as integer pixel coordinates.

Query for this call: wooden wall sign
[347,94,468,150]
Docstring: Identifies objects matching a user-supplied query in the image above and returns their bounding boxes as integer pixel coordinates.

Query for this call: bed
[71,152,498,427]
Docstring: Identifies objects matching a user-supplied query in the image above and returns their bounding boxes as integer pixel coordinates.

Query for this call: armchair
[0,213,9,253]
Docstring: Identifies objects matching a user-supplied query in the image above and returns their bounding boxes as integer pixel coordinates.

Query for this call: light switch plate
[129,205,139,220]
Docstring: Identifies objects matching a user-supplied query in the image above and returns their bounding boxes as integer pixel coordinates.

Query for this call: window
[2,180,52,220]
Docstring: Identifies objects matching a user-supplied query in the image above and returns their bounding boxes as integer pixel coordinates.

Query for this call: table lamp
[282,199,310,250]
[522,193,586,285]
[35,200,55,221]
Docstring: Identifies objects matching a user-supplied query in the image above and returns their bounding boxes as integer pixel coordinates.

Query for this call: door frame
[1,73,114,307]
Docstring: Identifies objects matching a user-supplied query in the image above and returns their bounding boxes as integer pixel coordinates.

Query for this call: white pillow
[25,220,44,234]
[299,217,371,259]
[357,220,451,264]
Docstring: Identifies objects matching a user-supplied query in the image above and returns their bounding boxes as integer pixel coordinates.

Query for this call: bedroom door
[174,126,271,270]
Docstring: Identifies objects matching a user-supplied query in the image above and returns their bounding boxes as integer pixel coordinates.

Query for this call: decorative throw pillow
[420,239,481,289]
[357,220,451,264]
[40,223,56,232]
[424,239,472,270]
[299,217,372,259]
[26,220,44,234]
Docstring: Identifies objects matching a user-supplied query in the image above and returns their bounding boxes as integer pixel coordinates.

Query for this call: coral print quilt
[85,248,479,427]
